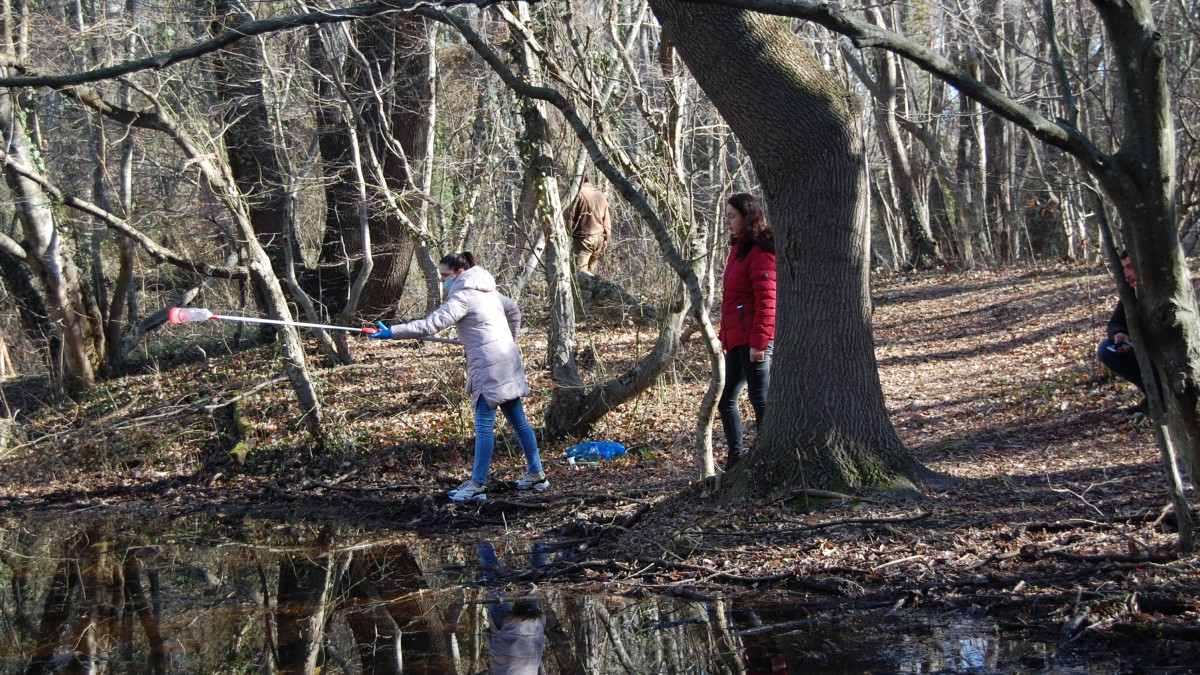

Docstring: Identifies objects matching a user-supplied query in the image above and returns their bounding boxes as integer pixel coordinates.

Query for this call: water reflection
[0,515,1074,674]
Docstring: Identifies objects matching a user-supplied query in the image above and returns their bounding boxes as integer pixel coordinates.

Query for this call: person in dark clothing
[717,193,777,469]
[1097,253,1148,414]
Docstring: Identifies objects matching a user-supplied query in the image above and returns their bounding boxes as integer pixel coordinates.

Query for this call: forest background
[0,1,1198,523]
[1,1,1200,670]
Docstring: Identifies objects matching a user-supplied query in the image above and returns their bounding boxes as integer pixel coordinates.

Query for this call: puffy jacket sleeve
[388,295,469,339]
[500,294,522,340]
[749,248,777,350]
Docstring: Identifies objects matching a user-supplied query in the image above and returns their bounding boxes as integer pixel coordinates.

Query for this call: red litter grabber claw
[168,307,215,324]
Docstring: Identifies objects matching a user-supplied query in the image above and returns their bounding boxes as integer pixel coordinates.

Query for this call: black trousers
[718,343,771,461]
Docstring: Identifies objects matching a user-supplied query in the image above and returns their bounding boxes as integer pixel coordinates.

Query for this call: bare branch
[0,0,497,89]
[0,231,27,262]
[419,6,694,278]
[0,156,247,279]
[679,0,1111,173]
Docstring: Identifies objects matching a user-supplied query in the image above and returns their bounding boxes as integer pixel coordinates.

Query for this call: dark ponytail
[440,251,476,271]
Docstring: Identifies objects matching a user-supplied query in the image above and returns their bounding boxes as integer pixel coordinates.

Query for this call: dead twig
[634,557,795,585]
[700,510,931,538]
[736,619,819,637]
[316,482,427,492]
[775,487,867,504]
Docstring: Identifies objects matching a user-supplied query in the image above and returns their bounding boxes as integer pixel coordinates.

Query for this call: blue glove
[366,321,393,339]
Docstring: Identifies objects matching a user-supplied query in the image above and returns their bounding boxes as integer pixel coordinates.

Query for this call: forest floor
[2,264,1198,671]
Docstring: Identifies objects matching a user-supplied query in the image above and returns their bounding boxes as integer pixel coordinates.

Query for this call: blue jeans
[718,343,771,460]
[478,540,543,623]
[478,541,510,623]
[473,397,541,485]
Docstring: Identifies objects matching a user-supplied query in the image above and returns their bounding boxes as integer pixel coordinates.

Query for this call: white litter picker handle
[167,307,461,344]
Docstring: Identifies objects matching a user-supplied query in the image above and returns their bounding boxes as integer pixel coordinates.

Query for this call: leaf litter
[0,265,1196,669]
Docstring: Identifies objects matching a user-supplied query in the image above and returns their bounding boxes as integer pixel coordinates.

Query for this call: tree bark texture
[309,14,429,320]
[1089,0,1200,486]
[212,0,293,275]
[649,1,927,494]
[0,78,103,393]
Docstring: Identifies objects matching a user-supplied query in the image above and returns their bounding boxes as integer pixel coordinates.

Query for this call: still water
[0,514,1101,673]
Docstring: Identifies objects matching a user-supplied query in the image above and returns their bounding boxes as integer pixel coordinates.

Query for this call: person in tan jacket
[566,170,611,275]
[368,252,547,501]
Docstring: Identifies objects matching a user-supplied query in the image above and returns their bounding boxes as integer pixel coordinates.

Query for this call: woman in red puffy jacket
[718,193,776,470]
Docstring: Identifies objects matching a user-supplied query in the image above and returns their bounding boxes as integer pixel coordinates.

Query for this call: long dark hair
[440,251,476,271]
[728,193,775,259]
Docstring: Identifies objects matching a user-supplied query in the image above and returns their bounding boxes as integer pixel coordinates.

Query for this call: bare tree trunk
[212,0,292,272]
[108,0,140,366]
[504,6,554,302]
[649,0,930,495]
[0,79,102,393]
[866,6,942,269]
[276,551,338,675]
[308,13,428,321]
[1088,0,1197,550]
[959,46,993,264]
[104,124,137,369]
[869,170,904,269]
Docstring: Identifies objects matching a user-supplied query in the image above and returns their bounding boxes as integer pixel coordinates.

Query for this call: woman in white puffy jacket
[370,252,546,502]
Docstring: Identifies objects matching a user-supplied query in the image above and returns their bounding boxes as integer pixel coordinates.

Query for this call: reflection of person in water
[734,608,791,674]
[478,541,547,675]
[744,652,789,674]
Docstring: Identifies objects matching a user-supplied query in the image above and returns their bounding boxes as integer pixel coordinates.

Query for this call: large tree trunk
[212,0,293,272]
[649,1,929,495]
[309,14,429,320]
[1090,1,1200,498]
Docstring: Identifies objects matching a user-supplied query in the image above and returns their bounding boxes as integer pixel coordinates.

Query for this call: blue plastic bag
[565,441,626,461]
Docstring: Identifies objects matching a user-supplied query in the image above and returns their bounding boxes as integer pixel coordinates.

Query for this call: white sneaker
[515,472,550,491]
[449,480,487,502]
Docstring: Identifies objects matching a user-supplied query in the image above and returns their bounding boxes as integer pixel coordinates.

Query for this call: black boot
[724,451,740,471]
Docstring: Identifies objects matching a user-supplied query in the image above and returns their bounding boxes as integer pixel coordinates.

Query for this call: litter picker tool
[167,307,461,344]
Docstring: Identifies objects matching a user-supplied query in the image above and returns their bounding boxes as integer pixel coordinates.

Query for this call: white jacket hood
[450,265,496,294]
